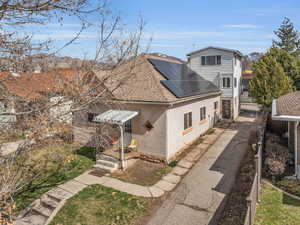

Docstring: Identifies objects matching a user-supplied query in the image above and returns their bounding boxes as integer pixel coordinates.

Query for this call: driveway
[147,110,258,225]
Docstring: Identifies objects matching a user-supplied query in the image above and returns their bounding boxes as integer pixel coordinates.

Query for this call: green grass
[254,184,300,225]
[50,184,149,225]
[14,145,95,212]
[275,178,300,198]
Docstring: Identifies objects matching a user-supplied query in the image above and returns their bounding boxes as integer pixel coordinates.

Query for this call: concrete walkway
[17,128,225,225]
[147,115,256,225]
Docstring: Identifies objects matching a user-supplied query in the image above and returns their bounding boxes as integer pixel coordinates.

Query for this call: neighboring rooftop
[0,68,93,100]
[275,92,300,116]
[187,46,243,57]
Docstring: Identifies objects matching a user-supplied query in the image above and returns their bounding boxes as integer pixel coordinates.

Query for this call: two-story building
[187,46,243,120]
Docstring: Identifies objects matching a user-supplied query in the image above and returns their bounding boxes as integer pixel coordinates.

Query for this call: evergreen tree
[249,51,294,109]
[268,47,300,90]
[273,17,300,55]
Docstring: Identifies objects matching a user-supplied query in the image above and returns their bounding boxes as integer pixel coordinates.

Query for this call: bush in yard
[264,136,289,179]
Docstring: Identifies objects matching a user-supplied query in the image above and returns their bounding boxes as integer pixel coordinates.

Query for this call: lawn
[50,184,150,225]
[254,184,300,225]
[275,178,300,198]
[14,145,95,212]
[111,159,173,186]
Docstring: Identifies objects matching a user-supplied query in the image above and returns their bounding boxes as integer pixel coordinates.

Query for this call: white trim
[272,100,300,121]
[295,122,298,178]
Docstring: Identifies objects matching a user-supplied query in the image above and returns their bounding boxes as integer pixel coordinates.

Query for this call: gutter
[272,100,300,121]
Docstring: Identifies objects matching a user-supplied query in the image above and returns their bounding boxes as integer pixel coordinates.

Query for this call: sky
[29,0,300,60]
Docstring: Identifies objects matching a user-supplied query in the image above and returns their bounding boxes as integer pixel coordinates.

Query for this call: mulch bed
[217,148,256,225]
[111,159,172,186]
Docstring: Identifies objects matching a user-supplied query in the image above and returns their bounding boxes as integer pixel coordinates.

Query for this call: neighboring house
[0,68,92,125]
[73,54,222,164]
[242,69,255,92]
[187,46,243,120]
[272,92,300,179]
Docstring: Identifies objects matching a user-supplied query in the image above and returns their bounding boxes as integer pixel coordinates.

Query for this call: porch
[92,109,139,171]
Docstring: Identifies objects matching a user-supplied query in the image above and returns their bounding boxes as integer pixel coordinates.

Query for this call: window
[184,112,192,130]
[87,112,97,122]
[222,77,231,88]
[234,78,237,88]
[214,101,218,110]
[200,107,206,121]
[201,55,221,65]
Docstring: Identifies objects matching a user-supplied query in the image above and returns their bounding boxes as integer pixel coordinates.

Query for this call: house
[272,92,300,179]
[242,69,255,92]
[73,53,222,169]
[187,46,243,120]
[0,68,94,126]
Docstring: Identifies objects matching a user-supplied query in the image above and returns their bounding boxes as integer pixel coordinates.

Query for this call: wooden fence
[243,125,264,225]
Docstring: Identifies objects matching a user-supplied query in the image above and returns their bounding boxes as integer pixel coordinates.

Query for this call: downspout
[295,122,299,178]
[232,55,235,120]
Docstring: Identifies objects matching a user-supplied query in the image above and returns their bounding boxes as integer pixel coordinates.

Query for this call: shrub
[264,139,289,179]
[168,161,177,167]
[206,128,215,135]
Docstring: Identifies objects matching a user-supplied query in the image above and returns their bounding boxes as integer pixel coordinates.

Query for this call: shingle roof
[276,92,300,116]
[95,54,221,103]
[187,46,243,57]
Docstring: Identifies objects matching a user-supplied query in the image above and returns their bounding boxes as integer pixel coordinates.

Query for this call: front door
[222,100,231,119]
[124,120,132,147]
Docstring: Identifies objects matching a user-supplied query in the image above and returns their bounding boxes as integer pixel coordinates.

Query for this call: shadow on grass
[75,146,96,161]
[283,192,300,207]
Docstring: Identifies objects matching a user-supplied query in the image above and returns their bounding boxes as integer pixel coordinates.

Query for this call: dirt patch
[217,148,256,225]
[111,159,172,186]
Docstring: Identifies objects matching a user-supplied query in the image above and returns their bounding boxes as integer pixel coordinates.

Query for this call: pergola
[93,110,139,169]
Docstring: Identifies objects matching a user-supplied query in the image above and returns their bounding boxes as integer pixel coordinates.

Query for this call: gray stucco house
[187,46,243,120]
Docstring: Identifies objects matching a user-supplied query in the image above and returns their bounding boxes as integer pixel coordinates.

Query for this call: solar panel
[148,58,219,98]
[148,58,203,81]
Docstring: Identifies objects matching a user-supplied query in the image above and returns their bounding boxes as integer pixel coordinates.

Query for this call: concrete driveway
[147,110,258,225]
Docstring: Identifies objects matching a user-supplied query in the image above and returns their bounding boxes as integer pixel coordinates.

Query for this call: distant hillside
[0,54,100,73]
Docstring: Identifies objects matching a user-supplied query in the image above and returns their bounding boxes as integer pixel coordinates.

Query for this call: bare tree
[0,1,146,223]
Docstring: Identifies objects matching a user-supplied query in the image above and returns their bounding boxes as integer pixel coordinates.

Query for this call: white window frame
[201,55,221,66]
[222,77,231,88]
[200,107,206,121]
[184,112,192,130]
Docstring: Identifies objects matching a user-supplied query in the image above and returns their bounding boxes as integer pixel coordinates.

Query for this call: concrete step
[96,159,118,168]
[16,214,47,225]
[46,188,73,202]
[93,164,117,173]
[40,195,60,210]
[99,154,119,163]
[32,204,52,218]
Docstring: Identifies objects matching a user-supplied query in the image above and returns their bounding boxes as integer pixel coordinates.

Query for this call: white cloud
[222,24,262,29]
[143,31,226,40]
[32,30,97,40]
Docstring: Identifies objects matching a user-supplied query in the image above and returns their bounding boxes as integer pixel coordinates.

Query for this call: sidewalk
[147,115,256,225]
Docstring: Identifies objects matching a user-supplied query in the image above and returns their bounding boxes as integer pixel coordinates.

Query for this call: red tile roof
[0,68,90,100]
